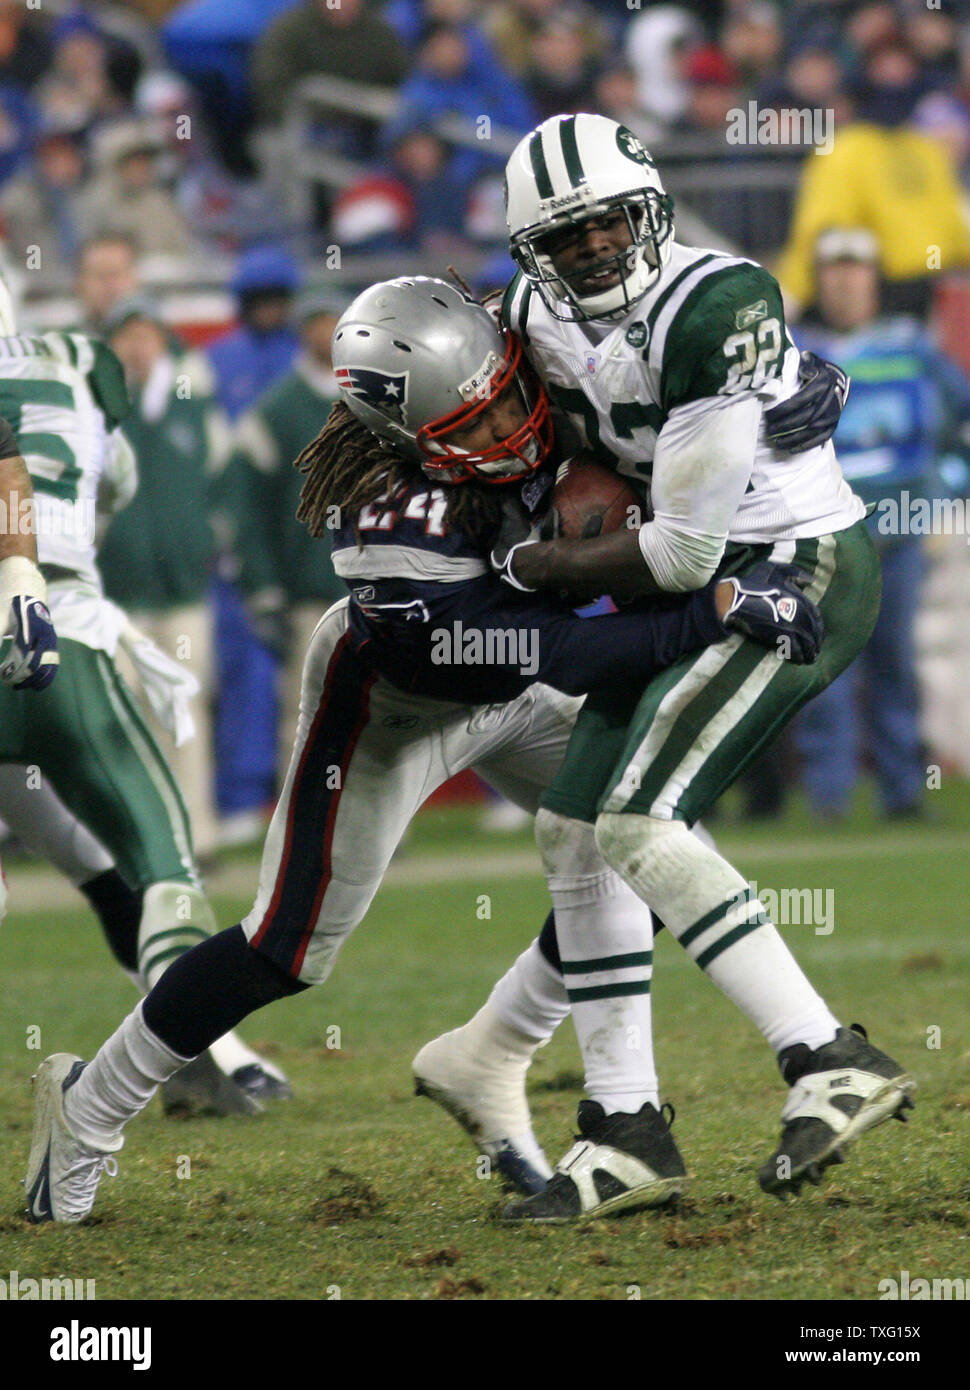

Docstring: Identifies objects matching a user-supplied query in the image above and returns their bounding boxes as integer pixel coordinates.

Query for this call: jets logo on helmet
[615,127,654,166]
[334,366,409,425]
[505,113,675,323]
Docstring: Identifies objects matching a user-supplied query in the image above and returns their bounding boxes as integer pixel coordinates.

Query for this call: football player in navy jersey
[22,276,840,1225]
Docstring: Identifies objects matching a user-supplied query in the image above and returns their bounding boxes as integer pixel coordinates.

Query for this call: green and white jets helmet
[505,112,675,322]
[332,276,552,485]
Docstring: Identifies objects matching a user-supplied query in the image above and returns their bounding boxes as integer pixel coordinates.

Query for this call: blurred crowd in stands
[2,1,970,271]
[3,0,970,847]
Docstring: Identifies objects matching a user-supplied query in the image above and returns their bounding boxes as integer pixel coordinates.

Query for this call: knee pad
[535,807,646,920]
[595,812,694,908]
[138,881,218,988]
[534,808,602,880]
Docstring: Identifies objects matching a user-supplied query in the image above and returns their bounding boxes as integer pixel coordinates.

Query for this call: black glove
[490,495,540,591]
[763,351,850,454]
[1,595,59,691]
[722,561,824,665]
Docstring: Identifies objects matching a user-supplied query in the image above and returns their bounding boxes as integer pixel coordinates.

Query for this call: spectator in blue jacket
[0,83,38,186]
[794,226,970,820]
[206,244,302,421]
[394,22,535,184]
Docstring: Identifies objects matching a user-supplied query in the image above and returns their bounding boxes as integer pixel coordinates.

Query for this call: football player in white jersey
[0,286,288,1112]
[452,113,914,1220]
[0,273,61,920]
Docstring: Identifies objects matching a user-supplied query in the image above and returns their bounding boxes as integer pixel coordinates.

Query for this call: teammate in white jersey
[449,113,914,1220]
[0,293,287,1112]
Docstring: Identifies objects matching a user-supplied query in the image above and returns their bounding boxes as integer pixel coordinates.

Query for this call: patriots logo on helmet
[335,366,410,424]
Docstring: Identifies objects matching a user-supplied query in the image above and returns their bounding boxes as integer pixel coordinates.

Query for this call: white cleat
[413,1023,553,1195]
[25,1054,120,1224]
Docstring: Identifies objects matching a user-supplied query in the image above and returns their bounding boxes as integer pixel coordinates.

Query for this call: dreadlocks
[295,401,507,546]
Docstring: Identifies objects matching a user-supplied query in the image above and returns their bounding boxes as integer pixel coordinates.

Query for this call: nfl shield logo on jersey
[585,353,597,375]
[335,366,409,424]
[777,595,798,624]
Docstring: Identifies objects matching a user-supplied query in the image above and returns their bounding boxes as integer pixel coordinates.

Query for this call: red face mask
[415,331,554,485]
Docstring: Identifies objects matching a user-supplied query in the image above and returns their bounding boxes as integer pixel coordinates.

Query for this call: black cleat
[161,1050,263,1117]
[503,1100,688,1223]
[233,1063,293,1104]
[759,1024,915,1198]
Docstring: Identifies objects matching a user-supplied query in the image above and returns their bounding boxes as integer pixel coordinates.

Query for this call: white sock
[418,1000,550,1173]
[207,1031,288,1083]
[488,937,569,1044]
[596,814,839,1054]
[135,882,287,1083]
[454,999,542,1064]
[64,1002,192,1150]
[137,882,215,991]
[127,980,281,1086]
[536,811,659,1115]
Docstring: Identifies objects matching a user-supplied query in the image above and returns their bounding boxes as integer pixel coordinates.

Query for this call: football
[550,453,643,539]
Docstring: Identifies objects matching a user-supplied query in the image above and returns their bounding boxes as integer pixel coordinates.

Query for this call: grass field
[1,781,969,1302]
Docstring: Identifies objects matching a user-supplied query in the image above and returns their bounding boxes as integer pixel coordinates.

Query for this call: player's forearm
[633,396,760,591]
[0,453,39,565]
[513,527,668,599]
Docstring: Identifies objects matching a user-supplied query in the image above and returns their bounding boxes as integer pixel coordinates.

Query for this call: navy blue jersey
[331,476,726,703]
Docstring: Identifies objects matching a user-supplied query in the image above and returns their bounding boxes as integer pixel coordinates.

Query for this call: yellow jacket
[775,123,970,307]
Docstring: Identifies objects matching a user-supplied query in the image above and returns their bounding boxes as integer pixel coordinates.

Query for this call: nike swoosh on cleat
[26,1149,53,1223]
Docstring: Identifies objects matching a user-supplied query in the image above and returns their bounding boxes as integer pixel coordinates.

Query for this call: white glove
[107,605,201,748]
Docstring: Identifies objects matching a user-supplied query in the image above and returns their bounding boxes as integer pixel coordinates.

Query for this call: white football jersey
[503,243,863,544]
[0,331,135,650]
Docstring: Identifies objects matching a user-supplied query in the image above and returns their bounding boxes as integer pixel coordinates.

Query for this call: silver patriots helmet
[505,113,675,323]
[331,276,552,485]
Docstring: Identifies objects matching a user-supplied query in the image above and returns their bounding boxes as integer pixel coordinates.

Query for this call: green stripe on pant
[540,519,881,827]
[0,637,198,890]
